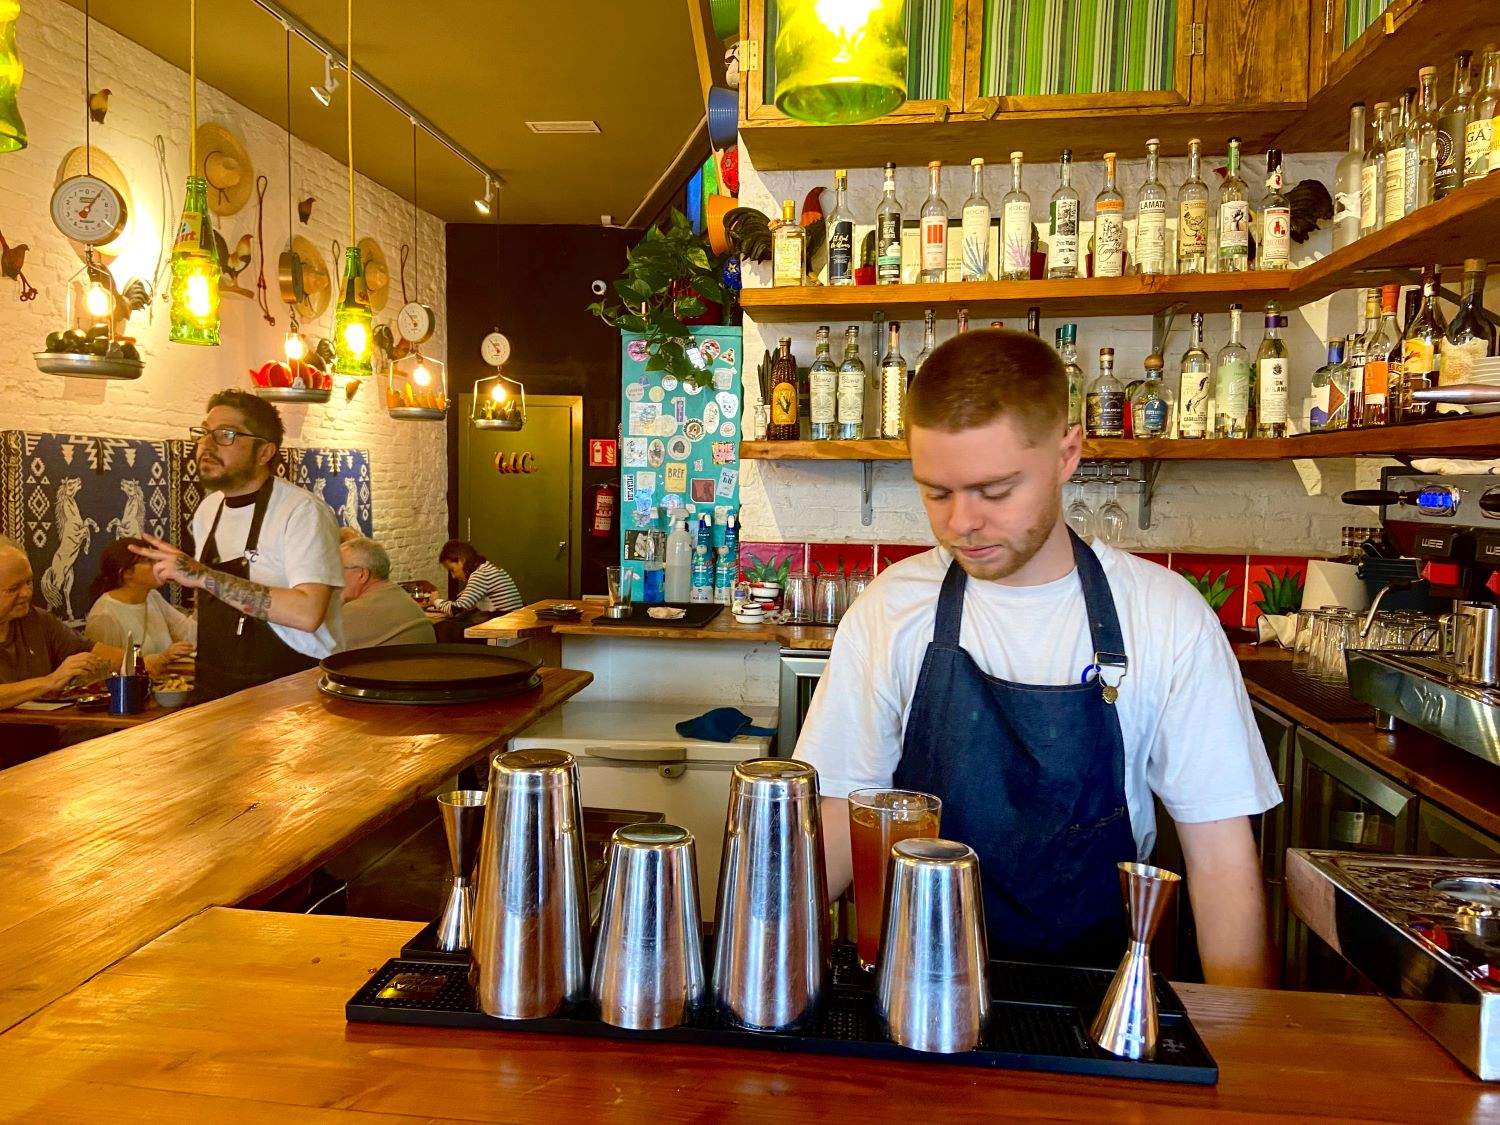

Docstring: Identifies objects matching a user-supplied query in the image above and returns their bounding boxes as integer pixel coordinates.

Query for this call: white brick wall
[737,144,1391,554]
[2,0,448,584]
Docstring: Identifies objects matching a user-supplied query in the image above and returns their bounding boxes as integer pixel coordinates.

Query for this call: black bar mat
[347,942,1217,1085]
[588,603,724,629]
[1240,659,1372,723]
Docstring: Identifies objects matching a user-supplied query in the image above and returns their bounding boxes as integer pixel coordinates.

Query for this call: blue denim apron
[891,530,1137,967]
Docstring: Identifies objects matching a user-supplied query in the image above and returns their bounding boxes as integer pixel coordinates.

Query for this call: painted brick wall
[736,144,1392,555]
[2,0,448,584]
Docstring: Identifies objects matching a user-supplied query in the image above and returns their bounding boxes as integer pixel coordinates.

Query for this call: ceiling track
[245,0,505,193]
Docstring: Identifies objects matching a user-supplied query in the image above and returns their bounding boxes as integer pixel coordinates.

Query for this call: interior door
[458,394,583,604]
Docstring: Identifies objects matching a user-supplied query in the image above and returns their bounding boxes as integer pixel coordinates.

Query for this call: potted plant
[589,209,728,389]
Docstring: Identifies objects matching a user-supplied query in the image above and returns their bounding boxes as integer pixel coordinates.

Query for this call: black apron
[190,478,316,704]
[892,530,1138,968]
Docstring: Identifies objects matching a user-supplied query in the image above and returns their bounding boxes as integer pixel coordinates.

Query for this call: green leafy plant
[743,554,792,585]
[1253,567,1305,616]
[1184,569,1237,612]
[588,209,727,389]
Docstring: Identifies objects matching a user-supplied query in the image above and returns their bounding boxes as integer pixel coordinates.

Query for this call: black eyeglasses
[190,425,269,448]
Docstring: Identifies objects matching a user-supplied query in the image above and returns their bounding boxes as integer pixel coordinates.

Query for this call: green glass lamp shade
[774,0,906,125]
[332,246,373,378]
[0,1,27,153]
[169,177,221,346]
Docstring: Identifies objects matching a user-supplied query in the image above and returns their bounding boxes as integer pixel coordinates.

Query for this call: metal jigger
[435,790,487,953]
[1089,862,1182,1061]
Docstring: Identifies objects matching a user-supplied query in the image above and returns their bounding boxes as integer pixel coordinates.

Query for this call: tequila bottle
[1093,152,1125,278]
[1384,89,1413,225]
[1362,103,1389,235]
[772,200,805,287]
[766,337,800,440]
[1260,148,1291,270]
[1468,49,1500,183]
[879,321,908,438]
[827,171,855,286]
[1136,138,1168,276]
[961,157,993,281]
[919,161,948,283]
[1407,68,1439,211]
[836,325,866,440]
[1435,51,1474,200]
[1213,304,1252,438]
[1333,104,1367,250]
[876,162,903,285]
[1176,139,1209,274]
[1134,354,1170,438]
[1000,152,1032,281]
[808,326,838,440]
[1217,137,1250,272]
[1057,323,1083,431]
[1177,311,1211,439]
[1253,303,1290,438]
[1085,347,1125,438]
[1048,150,1080,279]
[914,308,937,377]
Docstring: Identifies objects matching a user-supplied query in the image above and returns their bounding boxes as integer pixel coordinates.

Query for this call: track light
[473,175,493,216]
[310,54,338,106]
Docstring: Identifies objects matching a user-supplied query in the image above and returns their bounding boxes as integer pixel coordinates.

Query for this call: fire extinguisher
[590,483,617,539]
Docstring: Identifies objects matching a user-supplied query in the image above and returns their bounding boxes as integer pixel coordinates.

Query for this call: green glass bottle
[773,0,906,125]
[0,1,27,153]
[169,176,221,346]
[332,245,373,377]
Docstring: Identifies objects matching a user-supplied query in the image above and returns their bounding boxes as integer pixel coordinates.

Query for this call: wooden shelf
[741,416,1500,463]
[740,173,1500,324]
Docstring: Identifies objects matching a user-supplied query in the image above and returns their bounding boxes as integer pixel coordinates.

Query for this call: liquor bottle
[1177,139,1209,275]
[808,325,838,440]
[1408,68,1440,211]
[836,325,866,440]
[1057,324,1083,431]
[956,308,969,334]
[1216,138,1250,273]
[1310,340,1347,432]
[1177,311,1211,439]
[1435,51,1474,199]
[1135,354,1170,438]
[962,157,994,281]
[999,152,1031,281]
[1214,303,1252,438]
[1400,268,1445,422]
[1469,48,1500,183]
[665,515,693,602]
[827,170,855,286]
[1362,104,1389,236]
[1026,306,1041,337]
[772,200,805,287]
[1085,347,1125,438]
[1362,284,1400,427]
[1093,151,1125,278]
[914,308,938,377]
[1260,148,1292,270]
[1048,150,1080,279]
[919,161,948,283]
[876,163,904,285]
[1253,302,1289,438]
[1384,89,1413,225]
[1346,289,1378,426]
[1333,104,1366,250]
[1337,334,1359,429]
[866,312,884,437]
[879,321,908,438]
[1136,138,1168,276]
[766,336,800,440]
[1446,258,1497,388]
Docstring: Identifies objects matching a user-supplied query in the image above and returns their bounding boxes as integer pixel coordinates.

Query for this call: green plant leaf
[685,246,710,270]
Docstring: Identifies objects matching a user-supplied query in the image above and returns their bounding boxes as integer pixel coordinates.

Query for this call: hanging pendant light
[169,0,220,345]
[774,0,907,125]
[332,0,372,378]
[0,0,25,152]
[386,119,446,420]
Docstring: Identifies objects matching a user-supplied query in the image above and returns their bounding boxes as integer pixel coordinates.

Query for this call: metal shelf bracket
[1139,459,1163,530]
[861,461,874,527]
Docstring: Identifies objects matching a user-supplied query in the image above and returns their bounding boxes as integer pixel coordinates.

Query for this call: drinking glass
[1097,483,1129,546]
[1064,485,1094,540]
[814,574,846,625]
[1291,608,1319,668]
[847,789,942,971]
[606,566,634,610]
[846,574,872,606]
[1314,609,1357,682]
[783,573,815,624]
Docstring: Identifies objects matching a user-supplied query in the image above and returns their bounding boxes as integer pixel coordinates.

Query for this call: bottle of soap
[665,514,693,603]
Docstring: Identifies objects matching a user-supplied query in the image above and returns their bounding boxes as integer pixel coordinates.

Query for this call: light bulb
[473,196,492,216]
[84,281,112,319]
[341,320,369,357]
[490,382,507,402]
[413,363,431,387]
[185,272,213,318]
[284,331,306,361]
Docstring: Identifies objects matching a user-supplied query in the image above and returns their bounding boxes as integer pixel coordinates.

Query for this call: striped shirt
[436,562,522,616]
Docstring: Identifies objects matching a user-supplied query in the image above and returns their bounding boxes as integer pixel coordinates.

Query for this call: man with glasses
[339,536,434,650]
[133,390,344,702]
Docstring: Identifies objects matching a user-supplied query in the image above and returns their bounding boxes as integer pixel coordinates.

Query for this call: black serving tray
[347,941,1217,1085]
[588,602,724,629]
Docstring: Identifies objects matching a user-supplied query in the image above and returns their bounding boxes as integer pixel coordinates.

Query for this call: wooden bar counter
[0,907,1491,1120]
[467,597,838,651]
[0,665,590,1035]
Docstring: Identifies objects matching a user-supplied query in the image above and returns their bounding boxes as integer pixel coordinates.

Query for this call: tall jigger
[1089,861,1181,1060]
[435,790,487,953]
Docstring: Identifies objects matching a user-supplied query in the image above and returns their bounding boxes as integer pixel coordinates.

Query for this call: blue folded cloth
[675,707,776,743]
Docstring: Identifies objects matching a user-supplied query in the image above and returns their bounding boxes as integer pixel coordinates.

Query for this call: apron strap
[932,556,969,645]
[201,477,275,566]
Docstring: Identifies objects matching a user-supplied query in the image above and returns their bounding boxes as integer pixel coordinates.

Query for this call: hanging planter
[385,352,446,419]
[249,356,332,403]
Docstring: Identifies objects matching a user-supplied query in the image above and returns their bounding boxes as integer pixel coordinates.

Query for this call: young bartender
[133,390,343,703]
[795,330,1281,986]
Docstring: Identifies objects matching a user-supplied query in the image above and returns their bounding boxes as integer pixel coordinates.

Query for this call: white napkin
[1257,613,1297,647]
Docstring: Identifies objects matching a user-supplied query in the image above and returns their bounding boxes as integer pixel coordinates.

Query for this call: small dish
[152,686,193,709]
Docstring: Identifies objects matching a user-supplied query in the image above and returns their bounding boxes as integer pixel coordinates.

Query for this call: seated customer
[85,538,196,676]
[433,540,522,618]
[341,537,436,649]
[0,541,113,710]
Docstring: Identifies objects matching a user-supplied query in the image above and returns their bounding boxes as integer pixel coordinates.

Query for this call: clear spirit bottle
[1000,152,1032,281]
[1467,49,1500,183]
[1334,103,1367,250]
[1345,290,1377,426]
[1362,104,1389,235]
[876,162,903,285]
[1177,139,1210,275]
[1217,137,1250,273]
[1135,354,1170,438]
[1136,138,1168,276]
[1408,68,1439,211]
[1057,323,1083,430]
[880,321,908,438]
[766,337,800,440]
[1310,340,1347,431]
[914,308,938,377]
[919,161,948,283]
[1384,89,1412,225]
[1253,303,1290,438]
[1026,306,1041,337]
[808,325,837,440]
[1085,347,1125,438]
[1177,311,1211,439]
[1435,51,1474,199]
[836,325,866,440]
[1401,268,1446,422]
[772,199,805,287]
[961,157,993,281]
[1213,303,1252,438]
[1048,150,1080,279]
[1093,152,1125,278]
[1361,285,1400,427]
[956,308,969,334]
[827,170,855,286]
[1260,148,1292,270]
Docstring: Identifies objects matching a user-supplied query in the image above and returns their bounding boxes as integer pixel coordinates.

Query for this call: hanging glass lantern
[332,245,373,377]
[0,1,25,153]
[472,371,525,431]
[774,0,906,125]
[168,175,221,345]
[385,352,447,420]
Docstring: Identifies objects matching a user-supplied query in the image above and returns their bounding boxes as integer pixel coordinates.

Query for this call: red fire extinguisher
[590,483,617,539]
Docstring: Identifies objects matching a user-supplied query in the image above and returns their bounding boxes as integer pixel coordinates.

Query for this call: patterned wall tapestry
[0,431,373,626]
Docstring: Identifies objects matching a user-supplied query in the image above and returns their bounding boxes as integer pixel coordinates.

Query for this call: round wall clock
[480,330,511,367]
[51,174,127,246]
[397,301,436,345]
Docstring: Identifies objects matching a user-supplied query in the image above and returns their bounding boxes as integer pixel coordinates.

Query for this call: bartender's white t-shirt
[794,541,1281,859]
[191,477,344,659]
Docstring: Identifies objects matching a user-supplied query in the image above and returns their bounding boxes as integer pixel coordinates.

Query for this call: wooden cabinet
[1195,0,1310,110]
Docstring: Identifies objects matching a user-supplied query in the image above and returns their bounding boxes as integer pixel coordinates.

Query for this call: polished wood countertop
[467,597,838,650]
[0,665,590,1035]
[0,907,1489,1120]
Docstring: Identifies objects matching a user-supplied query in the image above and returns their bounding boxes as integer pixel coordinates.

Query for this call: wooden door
[1195,0,1311,109]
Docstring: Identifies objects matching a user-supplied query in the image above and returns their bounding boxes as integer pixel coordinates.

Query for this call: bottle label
[1261,206,1291,265]
[770,378,798,426]
[1137,199,1167,271]
[1384,149,1408,224]
[1436,117,1462,192]
[1466,118,1494,182]
[1094,207,1125,277]
[1257,357,1288,424]
[1359,165,1378,231]
[960,204,992,280]
[809,370,837,424]
[881,365,906,437]
[1219,200,1249,251]
[773,234,802,286]
[920,216,948,272]
[173,212,203,254]
[1142,396,1167,436]
[1445,336,1489,385]
[1404,142,1419,207]
[837,370,864,424]
[876,213,902,283]
[1310,381,1331,429]
[1001,200,1030,276]
[1363,358,1389,404]
[1178,199,1208,253]
[1049,198,1078,268]
[1332,189,1360,232]
[1086,389,1124,434]
[1067,376,1083,427]
[1178,371,1210,436]
[1402,337,1436,378]
[827,221,854,283]
[1215,359,1251,428]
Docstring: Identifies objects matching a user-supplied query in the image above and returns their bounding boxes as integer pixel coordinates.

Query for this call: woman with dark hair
[84,537,196,675]
[433,539,521,617]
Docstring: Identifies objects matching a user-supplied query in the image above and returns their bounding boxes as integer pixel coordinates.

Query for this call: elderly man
[340,537,435,650]
[0,540,115,710]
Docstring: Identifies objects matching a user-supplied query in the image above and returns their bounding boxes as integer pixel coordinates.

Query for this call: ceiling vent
[525,120,601,134]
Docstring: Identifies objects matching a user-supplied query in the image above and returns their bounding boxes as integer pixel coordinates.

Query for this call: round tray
[253,385,332,404]
[317,672,541,706]
[35,351,144,380]
[388,406,446,421]
[320,643,540,693]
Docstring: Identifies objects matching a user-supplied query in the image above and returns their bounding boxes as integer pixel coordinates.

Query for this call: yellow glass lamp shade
[386,352,447,420]
[472,372,525,431]
[0,1,25,154]
[332,246,373,377]
[774,0,906,125]
[169,177,221,345]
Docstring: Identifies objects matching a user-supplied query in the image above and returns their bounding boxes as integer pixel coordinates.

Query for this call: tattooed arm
[132,535,334,634]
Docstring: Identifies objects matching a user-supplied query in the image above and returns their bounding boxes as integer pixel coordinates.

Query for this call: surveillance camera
[591,279,607,296]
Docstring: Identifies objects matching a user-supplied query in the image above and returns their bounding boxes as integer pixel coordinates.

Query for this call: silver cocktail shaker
[711,758,830,1031]
[471,748,590,1019]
